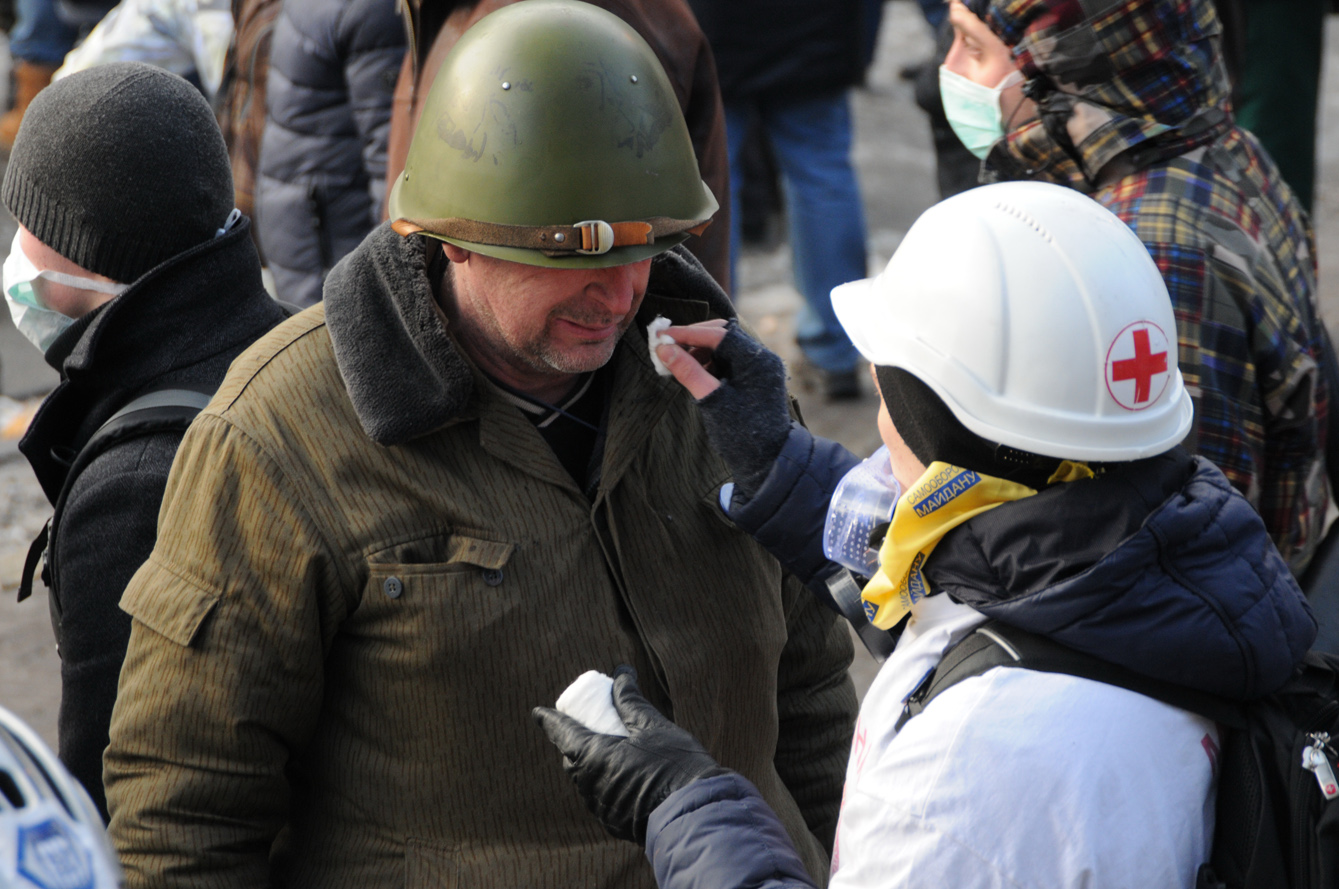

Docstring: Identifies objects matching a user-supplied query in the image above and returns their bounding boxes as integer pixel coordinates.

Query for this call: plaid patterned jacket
[970,0,1329,572]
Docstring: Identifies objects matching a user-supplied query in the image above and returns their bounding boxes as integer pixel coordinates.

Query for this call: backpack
[899,620,1339,889]
[16,388,214,643]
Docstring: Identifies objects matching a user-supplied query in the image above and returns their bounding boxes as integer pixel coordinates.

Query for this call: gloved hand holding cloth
[532,665,731,844]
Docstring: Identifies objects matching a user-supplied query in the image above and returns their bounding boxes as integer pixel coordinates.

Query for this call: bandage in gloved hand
[555,670,630,737]
[534,666,729,844]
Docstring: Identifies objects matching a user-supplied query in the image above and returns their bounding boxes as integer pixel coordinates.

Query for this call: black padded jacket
[256,0,405,307]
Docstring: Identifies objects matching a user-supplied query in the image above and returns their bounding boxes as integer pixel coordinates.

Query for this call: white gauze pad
[555,670,630,737]
[647,315,673,377]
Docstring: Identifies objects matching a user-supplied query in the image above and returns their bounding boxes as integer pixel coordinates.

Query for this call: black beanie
[875,365,1075,490]
[1,62,235,283]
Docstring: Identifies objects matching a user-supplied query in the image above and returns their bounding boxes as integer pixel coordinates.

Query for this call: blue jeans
[10,0,78,65]
[726,92,867,373]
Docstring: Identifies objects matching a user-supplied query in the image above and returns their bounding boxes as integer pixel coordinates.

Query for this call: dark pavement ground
[5,1,1339,743]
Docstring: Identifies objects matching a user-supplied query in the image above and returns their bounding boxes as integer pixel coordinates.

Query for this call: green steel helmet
[388,0,718,268]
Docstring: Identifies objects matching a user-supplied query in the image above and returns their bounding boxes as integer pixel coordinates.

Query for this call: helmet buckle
[576,220,616,255]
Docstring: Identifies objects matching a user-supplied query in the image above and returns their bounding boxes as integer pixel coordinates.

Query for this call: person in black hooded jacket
[2,61,289,820]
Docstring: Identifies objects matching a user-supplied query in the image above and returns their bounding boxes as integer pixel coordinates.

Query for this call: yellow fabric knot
[1047,460,1095,484]
[859,458,1099,630]
[860,463,1036,630]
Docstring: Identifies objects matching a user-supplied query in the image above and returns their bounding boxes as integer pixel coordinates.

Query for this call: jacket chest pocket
[348,534,519,673]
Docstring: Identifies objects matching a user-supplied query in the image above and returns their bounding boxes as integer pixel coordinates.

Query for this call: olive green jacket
[104,229,856,888]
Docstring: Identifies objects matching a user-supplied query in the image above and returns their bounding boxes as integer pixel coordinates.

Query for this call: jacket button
[384,576,403,599]
[481,568,504,586]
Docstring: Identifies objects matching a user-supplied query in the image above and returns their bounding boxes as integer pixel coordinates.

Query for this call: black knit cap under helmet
[875,365,1078,490]
[1,62,235,283]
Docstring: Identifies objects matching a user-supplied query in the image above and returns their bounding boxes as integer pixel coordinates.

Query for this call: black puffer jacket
[19,220,288,819]
[256,0,405,307]
[685,0,864,103]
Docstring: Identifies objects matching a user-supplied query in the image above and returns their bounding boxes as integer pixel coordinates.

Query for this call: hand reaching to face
[653,318,729,398]
[654,320,793,502]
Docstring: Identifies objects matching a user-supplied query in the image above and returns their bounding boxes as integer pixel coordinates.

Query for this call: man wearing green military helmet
[103,3,857,887]
[387,0,718,270]
[383,0,717,405]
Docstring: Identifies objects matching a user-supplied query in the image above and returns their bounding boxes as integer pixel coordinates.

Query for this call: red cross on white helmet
[831,181,1193,461]
[1106,321,1173,411]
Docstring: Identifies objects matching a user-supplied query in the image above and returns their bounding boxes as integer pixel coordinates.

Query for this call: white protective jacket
[830,593,1218,888]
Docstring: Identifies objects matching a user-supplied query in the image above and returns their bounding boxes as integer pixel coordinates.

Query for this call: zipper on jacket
[309,184,334,272]
[588,497,671,708]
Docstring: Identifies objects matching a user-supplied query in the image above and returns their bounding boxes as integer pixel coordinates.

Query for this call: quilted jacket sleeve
[646,773,818,889]
[729,424,861,598]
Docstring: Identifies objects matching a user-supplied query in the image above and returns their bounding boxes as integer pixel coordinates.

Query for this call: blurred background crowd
[2,0,1339,743]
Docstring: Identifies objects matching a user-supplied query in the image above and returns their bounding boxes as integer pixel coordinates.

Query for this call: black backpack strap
[53,387,214,525]
[896,619,1244,732]
[16,521,49,603]
[16,387,214,605]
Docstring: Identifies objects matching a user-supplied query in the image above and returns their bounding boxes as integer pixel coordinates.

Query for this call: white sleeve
[183,0,232,100]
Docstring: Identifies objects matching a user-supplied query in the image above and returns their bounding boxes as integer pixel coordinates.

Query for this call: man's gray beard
[439,261,630,376]
[518,322,626,374]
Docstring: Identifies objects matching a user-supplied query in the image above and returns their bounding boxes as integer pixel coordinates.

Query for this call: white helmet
[832,181,1193,461]
[0,706,121,889]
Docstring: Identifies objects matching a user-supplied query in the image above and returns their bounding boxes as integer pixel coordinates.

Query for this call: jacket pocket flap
[120,564,220,648]
[367,533,515,571]
[445,535,514,570]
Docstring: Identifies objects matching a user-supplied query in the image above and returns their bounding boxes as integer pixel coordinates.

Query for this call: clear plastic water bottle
[822,445,901,578]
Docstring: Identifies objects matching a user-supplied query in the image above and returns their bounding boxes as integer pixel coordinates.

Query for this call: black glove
[532,665,730,844]
[696,321,792,502]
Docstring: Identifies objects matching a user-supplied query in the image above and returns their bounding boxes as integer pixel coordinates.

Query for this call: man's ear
[442,243,471,264]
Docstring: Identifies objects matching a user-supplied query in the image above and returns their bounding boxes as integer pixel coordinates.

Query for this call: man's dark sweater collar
[44,221,273,392]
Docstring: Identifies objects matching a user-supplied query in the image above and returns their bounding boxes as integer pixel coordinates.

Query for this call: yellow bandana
[860,463,1033,629]
[860,460,1095,629]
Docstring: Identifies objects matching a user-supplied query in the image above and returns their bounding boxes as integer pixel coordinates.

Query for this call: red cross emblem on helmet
[1105,321,1172,411]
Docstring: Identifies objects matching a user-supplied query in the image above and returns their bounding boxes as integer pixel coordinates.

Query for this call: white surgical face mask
[3,231,128,353]
[939,66,1024,160]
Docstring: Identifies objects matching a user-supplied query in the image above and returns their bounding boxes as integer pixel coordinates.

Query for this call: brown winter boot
[0,61,58,152]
